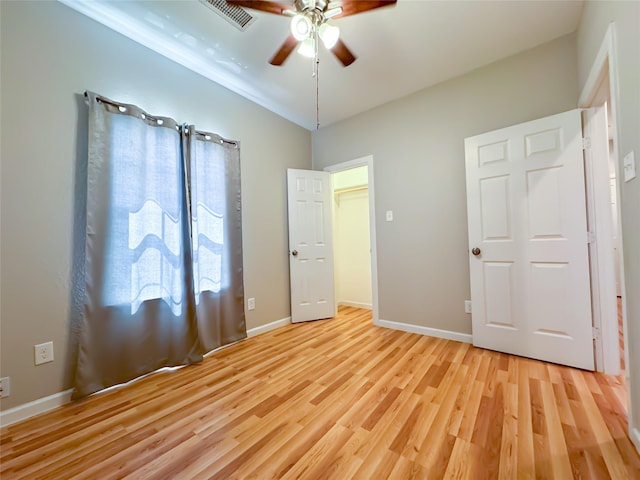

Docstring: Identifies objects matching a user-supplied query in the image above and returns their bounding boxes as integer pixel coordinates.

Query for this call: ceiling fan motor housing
[294,0,333,26]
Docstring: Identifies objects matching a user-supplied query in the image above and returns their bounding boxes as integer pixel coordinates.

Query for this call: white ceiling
[61,0,584,130]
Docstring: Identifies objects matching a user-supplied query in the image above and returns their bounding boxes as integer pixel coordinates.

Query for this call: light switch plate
[623,151,636,182]
[385,210,393,222]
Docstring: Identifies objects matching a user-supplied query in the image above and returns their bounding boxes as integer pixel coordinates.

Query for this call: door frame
[323,155,380,325]
[582,106,620,374]
[578,24,629,377]
[579,23,637,452]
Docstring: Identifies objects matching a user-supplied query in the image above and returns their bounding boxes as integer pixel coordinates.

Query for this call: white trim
[582,106,620,375]
[579,23,629,374]
[0,316,292,428]
[323,156,373,173]
[376,318,472,344]
[579,21,634,443]
[324,155,380,325]
[338,301,372,310]
[579,24,614,107]
[0,389,73,427]
[246,316,291,338]
[57,0,310,129]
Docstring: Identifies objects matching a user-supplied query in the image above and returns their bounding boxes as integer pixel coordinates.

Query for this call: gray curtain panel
[73,92,245,399]
[183,126,246,352]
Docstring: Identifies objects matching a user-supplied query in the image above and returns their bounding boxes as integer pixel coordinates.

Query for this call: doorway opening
[331,166,371,310]
[580,55,628,378]
[324,156,379,324]
[583,95,626,377]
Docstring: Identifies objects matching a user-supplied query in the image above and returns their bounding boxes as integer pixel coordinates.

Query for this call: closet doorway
[324,156,380,324]
[333,165,371,309]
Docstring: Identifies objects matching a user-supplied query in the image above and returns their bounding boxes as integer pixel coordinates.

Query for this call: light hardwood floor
[1,306,639,479]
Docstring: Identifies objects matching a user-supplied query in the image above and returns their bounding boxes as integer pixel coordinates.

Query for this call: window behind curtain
[191,137,227,302]
[103,115,186,315]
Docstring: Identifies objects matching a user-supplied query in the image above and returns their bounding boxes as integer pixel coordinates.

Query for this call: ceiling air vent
[199,0,255,31]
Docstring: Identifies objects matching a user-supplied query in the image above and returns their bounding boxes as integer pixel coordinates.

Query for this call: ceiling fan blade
[269,35,299,65]
[333,0,397,18]
[226,0,292,15]
[331,38,356,67]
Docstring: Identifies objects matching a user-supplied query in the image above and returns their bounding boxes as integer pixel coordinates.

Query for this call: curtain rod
[84,91,239,147]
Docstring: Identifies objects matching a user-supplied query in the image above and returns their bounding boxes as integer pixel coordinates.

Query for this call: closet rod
[334,185,368,195]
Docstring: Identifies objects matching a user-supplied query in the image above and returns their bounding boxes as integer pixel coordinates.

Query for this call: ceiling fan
[227,0,397,67]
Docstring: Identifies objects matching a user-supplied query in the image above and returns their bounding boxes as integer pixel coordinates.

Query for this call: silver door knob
[472,247,481,256]
[291,250,298,256]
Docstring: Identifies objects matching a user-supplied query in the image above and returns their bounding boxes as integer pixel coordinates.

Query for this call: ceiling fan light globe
[297,38,315,58]
[290,14,312,41]
[319,23,339,49]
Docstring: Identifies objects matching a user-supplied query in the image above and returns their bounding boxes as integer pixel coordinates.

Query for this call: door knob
[291,250,298,256]
[471,247,481,256]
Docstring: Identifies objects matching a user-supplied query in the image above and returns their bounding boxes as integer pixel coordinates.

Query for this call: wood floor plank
[539,375,573,479]
[280,423,353,480]
[351,389,420,464]
[570,369,632,479]
[1,306,638,479]
[443,437,472,480]
[387,454,423,480]
[499,382,518,480]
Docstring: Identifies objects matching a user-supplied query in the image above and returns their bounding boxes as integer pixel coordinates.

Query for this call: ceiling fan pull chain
[312,27,319,77]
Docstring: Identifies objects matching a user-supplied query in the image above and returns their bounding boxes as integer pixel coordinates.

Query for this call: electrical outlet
[464,300,472,314]
[0,377,10,398]
[247,298,256,311]
[385,210,393,222]
[34,341,54,365]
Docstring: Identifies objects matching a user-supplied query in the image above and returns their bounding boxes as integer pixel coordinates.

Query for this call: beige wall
[577,0,640,448]
[0,2,311,410]
[313,34,579,334]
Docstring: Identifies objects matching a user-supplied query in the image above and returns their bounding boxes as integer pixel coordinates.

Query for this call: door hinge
[587,231,596,244]
[582,137,591,149]
[592,327,600,340]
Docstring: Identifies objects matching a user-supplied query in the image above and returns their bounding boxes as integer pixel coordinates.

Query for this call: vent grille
[199,0,255,31]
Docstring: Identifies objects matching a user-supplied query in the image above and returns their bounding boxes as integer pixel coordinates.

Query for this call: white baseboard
[1,318,292,428]
[0,389,73,428]
[376,318,472,344]
[246,316,291,338]
[338,301,372,310]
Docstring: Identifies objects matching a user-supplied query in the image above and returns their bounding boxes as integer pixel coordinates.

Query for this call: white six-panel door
[287,169,336,323]
[465,109,595,370]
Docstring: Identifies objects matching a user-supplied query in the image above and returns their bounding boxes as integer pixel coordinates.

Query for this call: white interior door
[287,169,336,323]
[465,109,594,370]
